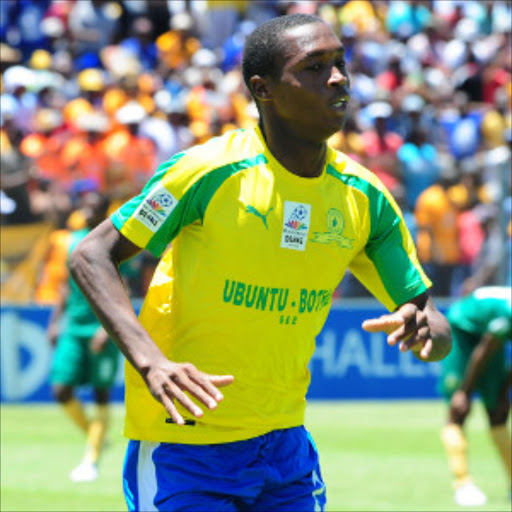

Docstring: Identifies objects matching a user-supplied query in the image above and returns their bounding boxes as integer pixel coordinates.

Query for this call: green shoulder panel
[113,152,187,226]
[146,153,267,255]
[326,164,427,305]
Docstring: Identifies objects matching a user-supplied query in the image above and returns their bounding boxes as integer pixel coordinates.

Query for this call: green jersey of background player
[439,286,511,507]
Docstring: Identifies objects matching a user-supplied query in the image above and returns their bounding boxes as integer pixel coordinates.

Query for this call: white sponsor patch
[134,184,178,232]
[280,201,311,251]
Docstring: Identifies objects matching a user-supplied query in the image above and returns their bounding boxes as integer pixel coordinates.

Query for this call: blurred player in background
[47,190,120,483]
[69,14,451,511]
[439,286,511,506]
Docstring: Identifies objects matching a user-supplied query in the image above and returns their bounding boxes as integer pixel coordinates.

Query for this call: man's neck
[259,121,328,178]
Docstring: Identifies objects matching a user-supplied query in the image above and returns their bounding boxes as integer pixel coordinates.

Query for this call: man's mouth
[330,95,350,107]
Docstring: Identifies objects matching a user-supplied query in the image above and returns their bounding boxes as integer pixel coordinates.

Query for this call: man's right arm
[69,219,234,424]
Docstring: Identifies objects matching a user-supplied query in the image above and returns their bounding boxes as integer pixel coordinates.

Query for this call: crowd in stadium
[1,0,511,302]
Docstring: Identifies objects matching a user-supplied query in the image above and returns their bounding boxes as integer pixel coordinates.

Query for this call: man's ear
[250,75,272,102]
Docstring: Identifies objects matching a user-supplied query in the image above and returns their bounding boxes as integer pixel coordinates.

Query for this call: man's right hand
[69,220,235,425]
[143,360,234,425]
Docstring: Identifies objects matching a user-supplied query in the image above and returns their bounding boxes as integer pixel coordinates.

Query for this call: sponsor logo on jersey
[280,201,311,251]
[311,208,354,248]
[222,279,332,326]
[134,184,178,232]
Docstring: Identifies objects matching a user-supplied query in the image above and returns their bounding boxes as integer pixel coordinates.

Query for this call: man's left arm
[362,291,452,362]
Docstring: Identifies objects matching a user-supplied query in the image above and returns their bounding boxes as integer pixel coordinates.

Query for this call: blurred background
[1,0,511,402]
[1,1,511,511]
[1,0,511,306]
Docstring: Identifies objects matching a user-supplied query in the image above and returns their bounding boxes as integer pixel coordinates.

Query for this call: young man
[48,191,120,482]
[70,14,451,511]
[439,286,511,507]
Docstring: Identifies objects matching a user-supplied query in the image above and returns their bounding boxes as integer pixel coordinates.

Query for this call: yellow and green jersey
[111,126,431,444]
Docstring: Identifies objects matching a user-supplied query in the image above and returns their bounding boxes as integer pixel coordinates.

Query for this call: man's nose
[328,66,348,87]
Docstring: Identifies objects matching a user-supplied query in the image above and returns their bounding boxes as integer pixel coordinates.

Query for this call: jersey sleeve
[414,190,433,227]
[110,145,221,258]
[110,152,193,257]
[347,176,432,311]
[110,130,266,258]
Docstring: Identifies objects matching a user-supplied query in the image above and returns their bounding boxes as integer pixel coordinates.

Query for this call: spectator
[103,100,156,198]
[338,0,382,35]
[438,91,483,162]
[376,54,405,93]
[119,16,158,71]
[398,126,440,210]
[360,100,404,191]
[0,150,40,225]
[1,91,27,151]
[395,92,436,142]
[460,204,504,295]
[386,0,432,39]
[200,0,247,50]
[480,88,511,151]
[328,116,365,163]
[35,223,73,305]
[143,0,171,40]
[5,0,52,60]
[414,163,461,297]
[19,107,66,183]
[68,0,123,58]
[155,12,201,73]
[60,112,111,192]
[454,204,485,298]
[138,103,179,165]
[75,67,107,110]
[393,184,418,243]
[2,64,39,134]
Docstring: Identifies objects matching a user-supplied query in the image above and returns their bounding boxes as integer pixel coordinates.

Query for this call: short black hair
[242,14,325,97]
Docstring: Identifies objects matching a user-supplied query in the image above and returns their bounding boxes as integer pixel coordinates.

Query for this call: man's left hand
[362,302,433,359]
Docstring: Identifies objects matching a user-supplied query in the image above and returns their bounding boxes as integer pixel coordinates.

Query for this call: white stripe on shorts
[137,441,159,511]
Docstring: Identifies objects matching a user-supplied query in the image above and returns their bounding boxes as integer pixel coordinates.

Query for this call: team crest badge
[311,208,354,248]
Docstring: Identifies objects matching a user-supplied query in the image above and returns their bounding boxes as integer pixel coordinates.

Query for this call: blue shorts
[123,426,326,512]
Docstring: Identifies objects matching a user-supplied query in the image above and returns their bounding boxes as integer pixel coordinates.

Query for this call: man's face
[266,22,350,141]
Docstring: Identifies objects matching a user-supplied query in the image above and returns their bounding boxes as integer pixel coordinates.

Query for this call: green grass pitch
[1,401,510,511]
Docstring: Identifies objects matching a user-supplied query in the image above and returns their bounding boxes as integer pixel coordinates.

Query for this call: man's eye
[335,60,346,70]
[306,63,323,71]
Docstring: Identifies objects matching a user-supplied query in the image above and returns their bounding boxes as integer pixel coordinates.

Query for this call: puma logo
[246,205,273,229]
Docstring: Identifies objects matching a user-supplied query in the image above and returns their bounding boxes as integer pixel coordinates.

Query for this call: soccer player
[439,286,511,507]
[69,14,451,511]
[47,191,120,482]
